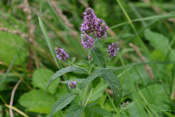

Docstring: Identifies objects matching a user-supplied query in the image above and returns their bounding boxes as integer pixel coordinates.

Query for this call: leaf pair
[49,68,122,116]
[50,94,112,117]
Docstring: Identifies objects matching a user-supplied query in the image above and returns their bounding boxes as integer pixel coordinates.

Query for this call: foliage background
[0,0,175,116]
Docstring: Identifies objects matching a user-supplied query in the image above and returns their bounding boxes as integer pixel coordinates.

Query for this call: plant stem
[83,84,90,106]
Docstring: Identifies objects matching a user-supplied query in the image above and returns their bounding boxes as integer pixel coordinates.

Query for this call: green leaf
[120,102,141,117]
[91,47,106,67]
[32,68,60,94]
[79,69,107,89]
[0,32,28,65]
[139,84,171,111]
[46,66,87,90]
[18,90,55,114]
[89,79,108,102]
[66,105,84,117]
[144,29,169,53]
[101,70,122,107]
[150,50,164,61]
[86,107,112,117]
[50,93,75,116]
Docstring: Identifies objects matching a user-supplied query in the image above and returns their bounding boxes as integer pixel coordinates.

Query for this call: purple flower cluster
[95,19,108,39]
[81,8,97,34]
[80,8,119,59]
[81,34,94,49]
[55,47,69,61]
[80,8,108,49]
[68,81,76,89]
[108,42,119,58]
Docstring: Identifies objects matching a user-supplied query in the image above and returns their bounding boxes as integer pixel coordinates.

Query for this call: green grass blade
[38,16,62,69]
[116,0,150,56]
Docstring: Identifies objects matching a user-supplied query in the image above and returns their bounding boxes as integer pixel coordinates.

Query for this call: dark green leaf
[89,79,108,102]
[92,77,100,88]
[66,105,84,117]
[46,66,87,90]
[86,107,112,117]
[50,93,75,116]
[80,69,107,89]
[101,70,122,107]
[91,47,106,68]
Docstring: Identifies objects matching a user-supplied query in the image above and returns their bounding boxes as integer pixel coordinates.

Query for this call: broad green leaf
[18,90,55,114]
[32,68,60,94]
[101,70,122,107]
[150,50,164,61]
[66,105,84,117]
[50,93,75,116]
[46,66,87,90]
[91,47,106,68]
[168,49,175,61]
[144,29,169,53]
[0,32,28,65]
[79,69,107,89]
[139,84,171,111]
[86,107,112,117]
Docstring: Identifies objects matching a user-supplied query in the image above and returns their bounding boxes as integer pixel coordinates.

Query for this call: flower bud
[108,42,119,58]
[68,81,76,89]
[55,47,69,61]
[88,55,91,61]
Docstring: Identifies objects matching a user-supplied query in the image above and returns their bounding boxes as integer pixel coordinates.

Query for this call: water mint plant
[46,8,121,117]
[1,0,174,116]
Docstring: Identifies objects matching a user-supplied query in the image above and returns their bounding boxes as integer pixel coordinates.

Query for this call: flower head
[81,34,94,49]
[81,8,98,34]
[95,18,108,39]
[55,47,69,61]
[108,42,119,57]
[68,81,76,89]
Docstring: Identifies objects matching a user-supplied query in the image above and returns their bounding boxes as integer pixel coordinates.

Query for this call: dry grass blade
[9,80,21,117]
[0,27,27,38]
[129,43,154,79]
[50,0,73,29]
[5,104,29,117]
[22,0,37,71]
